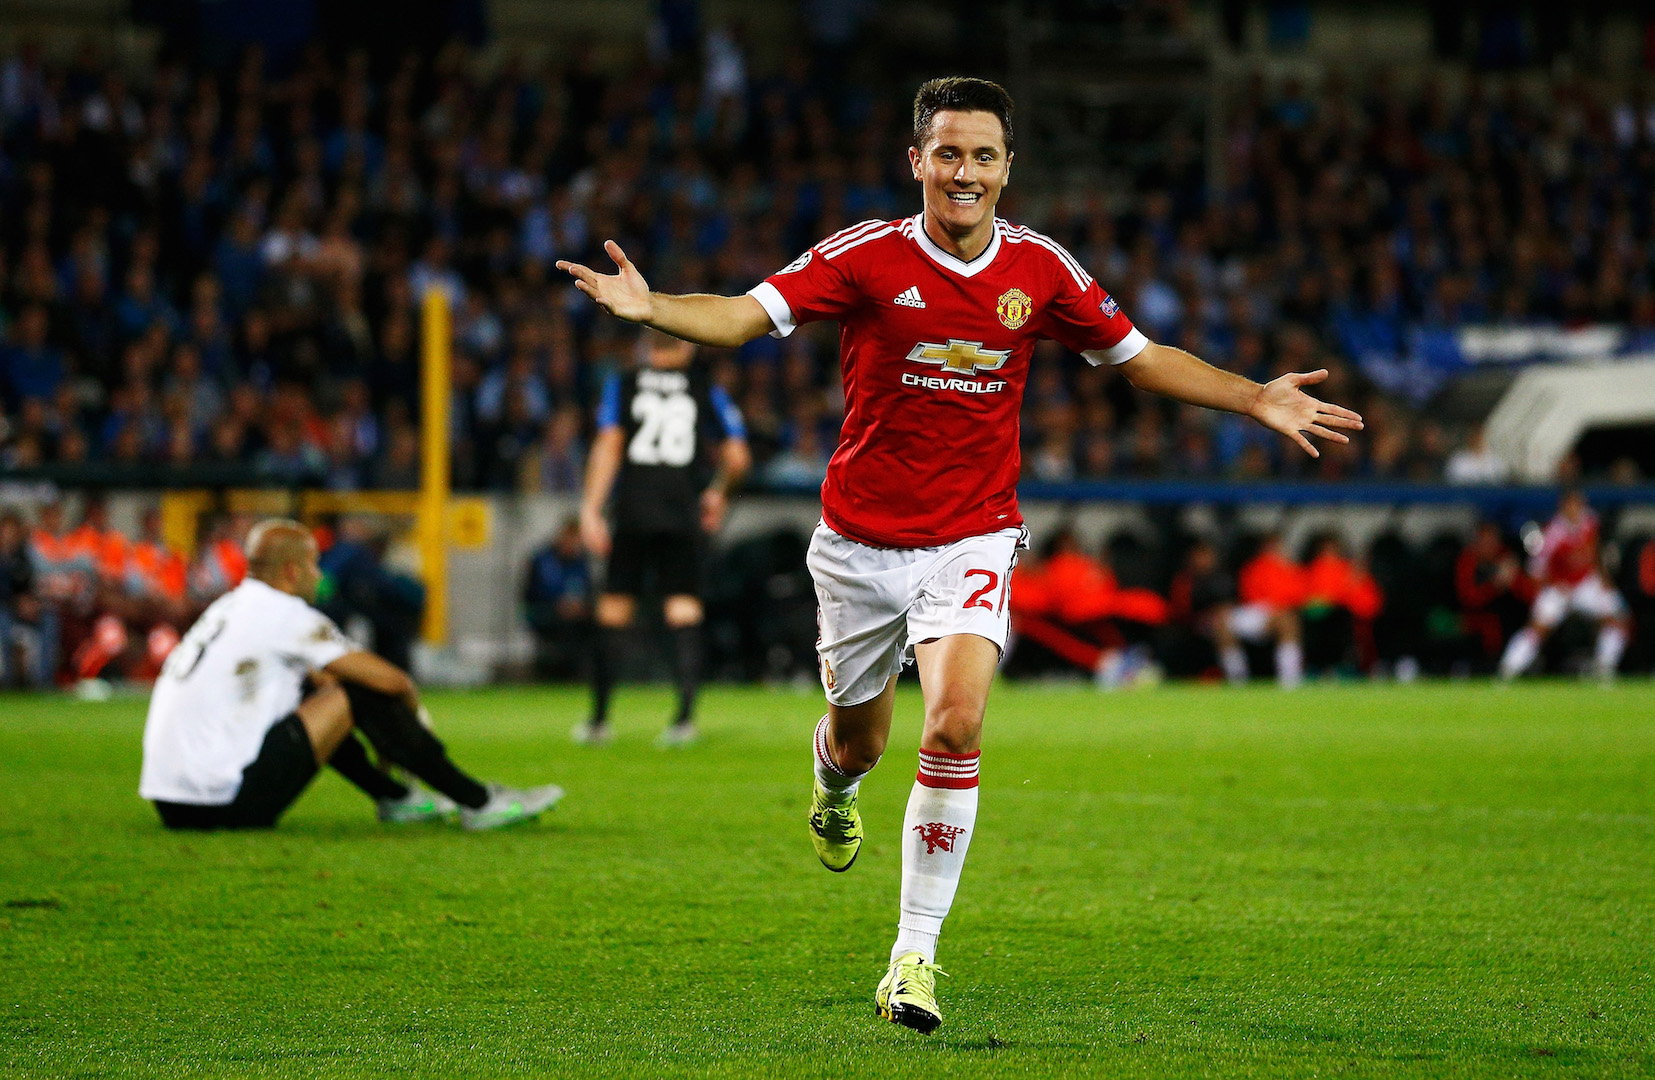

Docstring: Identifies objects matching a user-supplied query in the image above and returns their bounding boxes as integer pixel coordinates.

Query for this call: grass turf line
[1,682,1651,1079]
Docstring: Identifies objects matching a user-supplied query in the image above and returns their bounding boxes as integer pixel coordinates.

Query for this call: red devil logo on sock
[912,821,967,855]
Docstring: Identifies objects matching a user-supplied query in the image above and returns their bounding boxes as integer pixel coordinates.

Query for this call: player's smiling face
[909,110,1011,249]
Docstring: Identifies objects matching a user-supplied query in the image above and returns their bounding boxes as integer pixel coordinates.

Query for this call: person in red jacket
[1008,526,1168,686]
[1455,521,1533,664]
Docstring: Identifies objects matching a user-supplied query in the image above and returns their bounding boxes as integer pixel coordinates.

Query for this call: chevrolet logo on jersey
[905,339,1012,377]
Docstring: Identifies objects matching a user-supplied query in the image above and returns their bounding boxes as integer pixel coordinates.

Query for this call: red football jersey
[1535,510,1599,587]
[749,214,1147,548]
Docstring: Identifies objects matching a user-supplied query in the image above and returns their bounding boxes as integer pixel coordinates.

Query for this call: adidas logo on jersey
[893,287,926,308]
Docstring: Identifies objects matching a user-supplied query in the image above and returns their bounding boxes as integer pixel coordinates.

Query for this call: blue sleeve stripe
[709,384,746,439]
[596,373,622,429]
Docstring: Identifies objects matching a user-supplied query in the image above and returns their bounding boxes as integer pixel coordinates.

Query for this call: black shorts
[606,529,704,597]
[153,714,319,830]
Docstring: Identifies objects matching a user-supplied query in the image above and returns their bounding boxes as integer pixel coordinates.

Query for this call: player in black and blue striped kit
[574,329,750,746]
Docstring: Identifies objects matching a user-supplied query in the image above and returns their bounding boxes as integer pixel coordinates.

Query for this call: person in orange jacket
[31,500,99,685]
[1300,533,1384,673]
[1304,535,1383,620]
[71,504,196,685]
[64,495,129,588]
[1008,526,1168,686]
[188,512,250,605]
[122,508,190,679]
[1226,532,1307,687]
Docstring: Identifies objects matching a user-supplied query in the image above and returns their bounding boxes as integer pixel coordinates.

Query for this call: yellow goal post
[157,288,460,646]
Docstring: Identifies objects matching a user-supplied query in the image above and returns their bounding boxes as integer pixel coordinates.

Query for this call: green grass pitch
[2,681,1653,1079]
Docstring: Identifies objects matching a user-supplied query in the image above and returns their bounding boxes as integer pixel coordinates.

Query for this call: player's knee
[835,735,884,775]
[921,699,983,754]
[663,595,702,627]
[595,594,635,627]
[304,682,352,723]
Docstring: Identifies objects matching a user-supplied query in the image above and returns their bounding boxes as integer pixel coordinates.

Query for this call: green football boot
[376,787,457,824]
[460,782,565,831]
[808,779,864,872]
[874,951,946,1034]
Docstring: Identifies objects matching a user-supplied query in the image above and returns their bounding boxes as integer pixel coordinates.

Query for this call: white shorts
[1531,575,1625,629]
[1225,602,1277,642]
[808,523,1025,707]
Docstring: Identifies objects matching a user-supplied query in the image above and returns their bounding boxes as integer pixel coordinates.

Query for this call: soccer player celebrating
[573,329,751,747]
[1498,489,1629,681]
[139,519,563,830]
[558,77,1363,1033]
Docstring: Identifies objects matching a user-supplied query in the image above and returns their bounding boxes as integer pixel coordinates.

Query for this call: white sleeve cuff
[746,281,797,339]
[1083,327,1150,366]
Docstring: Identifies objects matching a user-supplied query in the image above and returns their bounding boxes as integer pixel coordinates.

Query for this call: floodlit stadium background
[2,0,1655,690]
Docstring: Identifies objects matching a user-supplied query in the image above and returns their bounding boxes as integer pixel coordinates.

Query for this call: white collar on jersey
[908,212,1004,278]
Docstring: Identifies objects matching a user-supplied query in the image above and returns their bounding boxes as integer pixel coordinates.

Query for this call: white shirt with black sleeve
[139,578,356,806]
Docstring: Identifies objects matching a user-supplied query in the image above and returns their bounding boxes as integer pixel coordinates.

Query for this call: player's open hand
[556,241,653,323]
[1249,369,1364,459]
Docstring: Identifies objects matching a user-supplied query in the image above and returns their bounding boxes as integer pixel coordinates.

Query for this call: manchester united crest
[996,288,1033,329]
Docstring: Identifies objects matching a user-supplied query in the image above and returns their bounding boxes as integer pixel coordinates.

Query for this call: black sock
[341,683,490,810]
[590,627,622,725]
[670,623,701,726]
[329,733,409,802]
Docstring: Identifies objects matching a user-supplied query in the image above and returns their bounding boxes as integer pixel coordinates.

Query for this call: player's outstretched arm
[1119,343,1364,459]
[556,241,774,348]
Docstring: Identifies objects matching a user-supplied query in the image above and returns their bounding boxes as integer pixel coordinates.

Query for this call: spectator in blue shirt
[1,305,63,409]
[523,518,593,679]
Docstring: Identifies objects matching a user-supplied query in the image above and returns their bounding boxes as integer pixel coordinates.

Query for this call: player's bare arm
[579,426,625,557]
[1119,342,1364,459]
[701,437,752,533]
[556,241,772,347]
[325,650,418,712]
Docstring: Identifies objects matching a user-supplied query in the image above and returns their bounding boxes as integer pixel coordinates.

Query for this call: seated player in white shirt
[139,519,563,831]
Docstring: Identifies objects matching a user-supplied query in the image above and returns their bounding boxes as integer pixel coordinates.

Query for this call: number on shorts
[963,569,999,611]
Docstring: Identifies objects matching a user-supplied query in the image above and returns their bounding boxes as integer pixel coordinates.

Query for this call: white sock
[1500,628,1541,679]
[813,715,871,799]
[1219,644,1248,683]
[891,748,979,964]
[1276,641,1303,689]
[1595,625,1627,678]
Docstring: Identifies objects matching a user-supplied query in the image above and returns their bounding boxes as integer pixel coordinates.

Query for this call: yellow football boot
[808,779,863,872]
[874,951,946,1034]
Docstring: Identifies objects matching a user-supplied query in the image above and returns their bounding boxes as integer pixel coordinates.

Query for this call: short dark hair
[912,77,1014,152]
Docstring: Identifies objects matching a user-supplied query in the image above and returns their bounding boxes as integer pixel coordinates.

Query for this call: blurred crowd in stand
[4,489,1654,689]
[0,28,1654,489]
[516,492,1655,687]
[0,498,423,689]
[997,495,1655,685]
